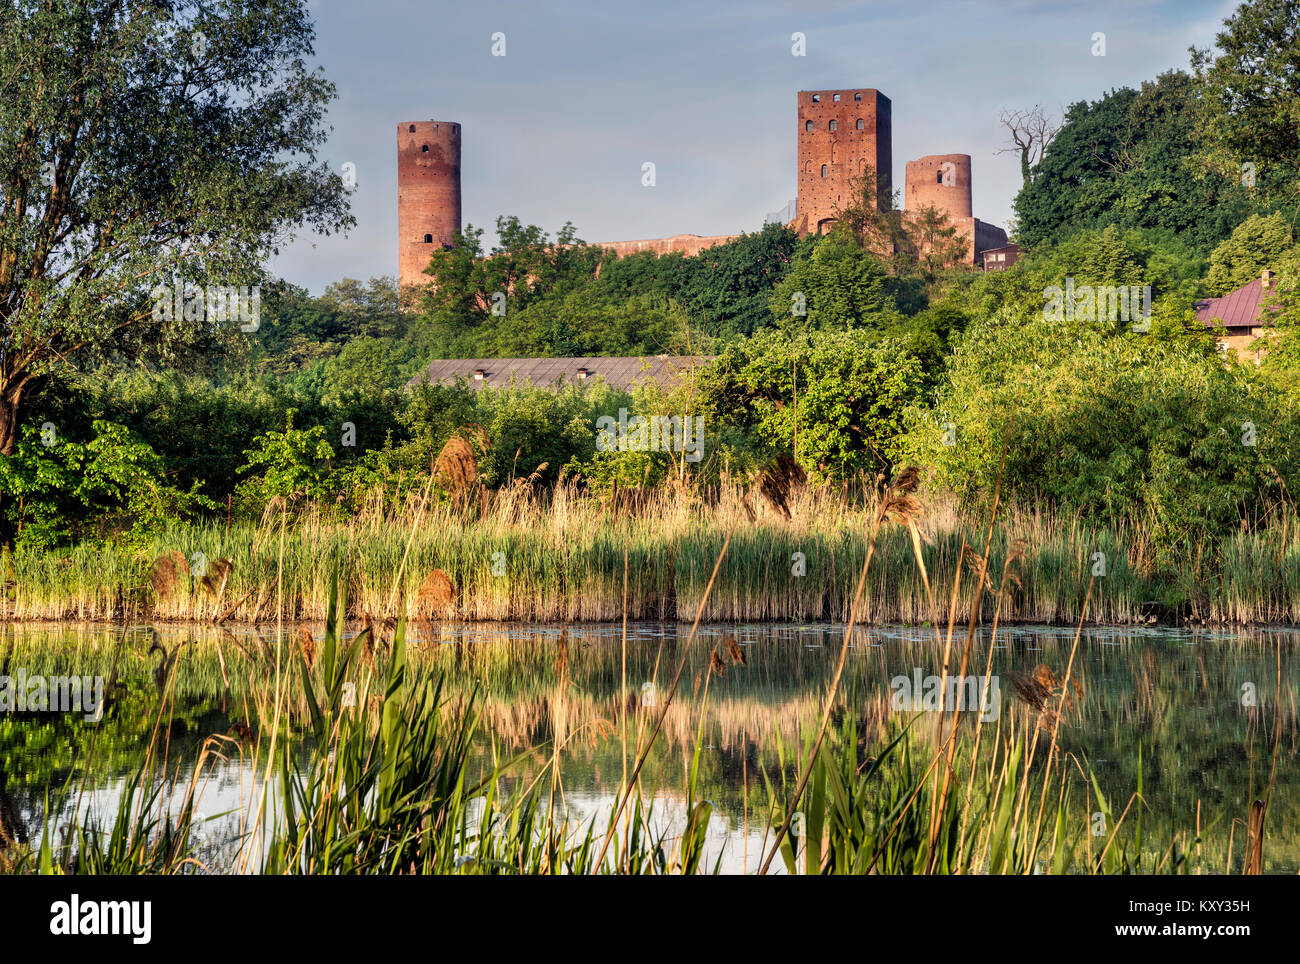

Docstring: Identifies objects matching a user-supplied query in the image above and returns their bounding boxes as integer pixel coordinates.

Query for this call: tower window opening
[935,171,943,184]
[812,94,820,102]
[805,120,813,132]
[854,92,862,101]
[821,164,828,177]
[408,124,415,132]
[422,144,429,152]
[856,118,865,130]
[829,120,837,131]
[424,234,433,243]
[833,93,841,102]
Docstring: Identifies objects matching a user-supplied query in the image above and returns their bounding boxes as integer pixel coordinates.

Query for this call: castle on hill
[396,88,1009,289]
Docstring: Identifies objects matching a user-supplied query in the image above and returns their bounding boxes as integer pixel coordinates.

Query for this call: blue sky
[275,0,1242,293]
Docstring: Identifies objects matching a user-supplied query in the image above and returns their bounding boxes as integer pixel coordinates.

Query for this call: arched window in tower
[422,144,429,153]
[833,93,841,102]
[821,164,828,177]
[829,120,837,131]
[805,120,813,132]
[408,125,415,132]
[935,170,943,184]
[856,118,865,130]
[811,94,820,102]
[424,234,433,243]
[854,93,862,101]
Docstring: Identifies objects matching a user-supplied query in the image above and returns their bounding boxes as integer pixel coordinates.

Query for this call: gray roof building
[405,355,716,392]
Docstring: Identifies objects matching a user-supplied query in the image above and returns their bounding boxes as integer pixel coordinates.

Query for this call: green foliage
[474,381,628,488]
[236,410,337,505]
[1206,211,1293,294]
[771,233,898,329]
[912,310,1300,567]
[1191,0,1300,201]
[256,278,408,375]
[0,0,352,455]
[0,421,211,550]
[699,328,925,481]
[414,220,799,357]
[1013,72,1255,253]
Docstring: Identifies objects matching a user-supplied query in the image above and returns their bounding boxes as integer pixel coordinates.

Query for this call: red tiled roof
[1195,277,1280,330]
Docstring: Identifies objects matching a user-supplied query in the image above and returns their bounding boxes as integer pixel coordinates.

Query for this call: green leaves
[235,408,336,504]
[0,420,211,549]
[699,327,925,481]
[0,0,353,449]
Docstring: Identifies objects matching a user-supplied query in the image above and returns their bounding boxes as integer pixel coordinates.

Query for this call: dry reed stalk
[619,543,630,872]
[244,499,289,873]
[149,552,187,606]
[758,468,918,876]
[1244,800,1266,874]
[417,568,455,617]
[755,453,807,520]
[929,455,1005,870]
[433,425,489,501]
[593,528,734,871]
[297,625,315,668]
[955,544,1023,872]
[1027,572,1095,864]
[384,473,435,620]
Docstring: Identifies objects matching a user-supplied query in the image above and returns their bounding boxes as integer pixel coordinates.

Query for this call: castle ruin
[397,88,1006,289]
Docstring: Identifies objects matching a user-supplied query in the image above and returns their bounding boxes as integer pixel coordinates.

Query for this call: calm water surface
[1,622,1295,873]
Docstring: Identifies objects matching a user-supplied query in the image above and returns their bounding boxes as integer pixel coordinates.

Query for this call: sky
[274,0,1243,293]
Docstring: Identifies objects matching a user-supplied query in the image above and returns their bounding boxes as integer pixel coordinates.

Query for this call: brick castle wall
[595,234,740,258]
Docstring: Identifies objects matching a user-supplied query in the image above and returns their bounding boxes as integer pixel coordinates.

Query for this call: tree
[0,420,210,549]
[905,204,970,275]
[698,328,925,481]
[0,0,352,461]
[830,167,909,263]
[1012,72,1253,251]
[1191,0,1300,196]
[912,307,1300,567]
[416,216,599,339]
[770,234,897,329]
[1206,212,1293,294]
[996,105,1063,185]
[236,409,336,505]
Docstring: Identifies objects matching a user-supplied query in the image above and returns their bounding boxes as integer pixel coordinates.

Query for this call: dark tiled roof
[1196,277,1280,330]
[405,355,716,392]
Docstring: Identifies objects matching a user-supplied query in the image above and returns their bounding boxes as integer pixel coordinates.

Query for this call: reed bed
[3,477,1291,873]
[8,482,1296,625]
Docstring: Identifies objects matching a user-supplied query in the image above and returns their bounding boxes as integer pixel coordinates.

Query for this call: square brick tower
[397,120,462,289]
[795,90,891,237]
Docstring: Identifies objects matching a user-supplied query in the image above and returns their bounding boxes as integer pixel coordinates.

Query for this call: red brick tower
[904,154,972,219]
[397,120,461,289]
[794,89,892,237]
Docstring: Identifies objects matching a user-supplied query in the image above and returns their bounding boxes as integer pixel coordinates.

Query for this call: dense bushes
[911,308,1300,568]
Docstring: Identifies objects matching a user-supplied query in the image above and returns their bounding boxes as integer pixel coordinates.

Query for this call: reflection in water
[0,622,1296,872]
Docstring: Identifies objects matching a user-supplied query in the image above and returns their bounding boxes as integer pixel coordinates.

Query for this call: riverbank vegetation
[2,541,1289,874]
[12,482,1300,626]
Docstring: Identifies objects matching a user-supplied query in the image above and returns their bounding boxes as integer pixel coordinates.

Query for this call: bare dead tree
[997,106,1064,185]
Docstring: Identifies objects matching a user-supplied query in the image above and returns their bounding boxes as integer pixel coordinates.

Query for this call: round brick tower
[904,154,972,220]
[397,120,461,289]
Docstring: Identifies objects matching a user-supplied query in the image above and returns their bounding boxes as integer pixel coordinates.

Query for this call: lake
[0,622,1295,873]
